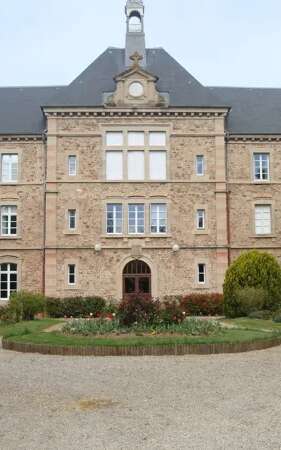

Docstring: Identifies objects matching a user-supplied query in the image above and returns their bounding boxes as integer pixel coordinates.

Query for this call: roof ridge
[0,85,65,90]
[209,86,281,90]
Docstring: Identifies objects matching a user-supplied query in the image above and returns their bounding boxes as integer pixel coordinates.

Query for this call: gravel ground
[0,344,281,450]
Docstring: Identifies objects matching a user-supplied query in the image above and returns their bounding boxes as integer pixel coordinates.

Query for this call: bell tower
[125,0,146,67]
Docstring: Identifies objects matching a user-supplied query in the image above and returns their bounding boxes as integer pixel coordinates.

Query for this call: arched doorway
[123,260,151,299]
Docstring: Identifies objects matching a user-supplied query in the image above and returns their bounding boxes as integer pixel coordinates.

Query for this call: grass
[0,319,62,338]
[1,318,281,348]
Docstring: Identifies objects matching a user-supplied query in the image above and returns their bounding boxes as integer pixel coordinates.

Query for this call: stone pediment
[104,52,169,108]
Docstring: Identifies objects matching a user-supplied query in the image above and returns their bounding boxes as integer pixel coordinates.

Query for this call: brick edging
[2,337,281,357]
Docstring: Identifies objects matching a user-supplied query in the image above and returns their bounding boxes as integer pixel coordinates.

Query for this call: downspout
[225,130,231,266]
[42,128,48,295]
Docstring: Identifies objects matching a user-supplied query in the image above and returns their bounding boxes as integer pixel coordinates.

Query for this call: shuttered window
[1,154,18,182]
[106,152,123,180]
[255,205,271,235]
[128,151,145,180]
[149,151,167,180]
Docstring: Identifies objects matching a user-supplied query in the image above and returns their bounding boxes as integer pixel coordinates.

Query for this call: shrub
[248,310,273,320]
[46,297,65,318]
[180,293,224,316]
[118,296,161,326]
[273,310,281,323]
[224,251,281,317]
[9,291,46,321]
[234,287,267,316]
[160,300,184,324]
[0,304,18,323]
[46,296,106,318]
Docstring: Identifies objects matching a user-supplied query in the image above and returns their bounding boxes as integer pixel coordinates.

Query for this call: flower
[182,311,186,316]
[90,313,93,317]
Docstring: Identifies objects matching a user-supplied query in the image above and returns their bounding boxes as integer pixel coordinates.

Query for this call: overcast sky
[1,0,281,88]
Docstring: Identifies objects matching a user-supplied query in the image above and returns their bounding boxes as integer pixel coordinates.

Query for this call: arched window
[129,12,142,32]
[0,263,17,300]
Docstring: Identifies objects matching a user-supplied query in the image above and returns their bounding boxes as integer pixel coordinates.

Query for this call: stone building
[0,0,280,301]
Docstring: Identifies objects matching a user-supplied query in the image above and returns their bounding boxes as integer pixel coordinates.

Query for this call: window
[128,132,145,146]
[128,204,145,234]
[1,206,17,236]
[68,264,76,286]
[196,155,205,176]
[128,151,145,180]
[149,151,167,180]
[68,209,76,230]
[106,152,123,180]
[105,130,167,181]
[151,204,167,233]
[198,264,206,284]
[149,132,166,147]
[196,209,205,230]
[0,263,17,300]
[106,132,123,146]
[255,205,272,235]
[1,154,18,182]
[107,204,123,234]
[68,156,77,176]
[254,153,269,181]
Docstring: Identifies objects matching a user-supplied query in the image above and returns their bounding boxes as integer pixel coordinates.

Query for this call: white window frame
[0,263,18,300]
[106,204,123,235]
[68,155,77,177]
[68,209,76,231]
[1,206,17,236]
[196,209,205,230]
[150,204,167,234]
[255,205,272,235]
[1,154,18,183]
[68,264,76,286]
[196,155,205,176]
[253,153,269,181]
[128,204,145,234]
[197,264,206,285]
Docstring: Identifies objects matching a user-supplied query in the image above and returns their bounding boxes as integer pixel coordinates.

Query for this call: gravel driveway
[0,344,281,450]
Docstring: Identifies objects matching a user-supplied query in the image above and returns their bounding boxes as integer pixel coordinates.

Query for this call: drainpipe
[42,129,48,295]
[225,131,231,266]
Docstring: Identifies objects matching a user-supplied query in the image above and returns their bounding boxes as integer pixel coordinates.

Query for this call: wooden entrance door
[123,260,151,299]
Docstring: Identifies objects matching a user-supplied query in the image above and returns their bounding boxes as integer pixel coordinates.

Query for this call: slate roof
[210,87,281,135]
[0,86,64,135]
[0,47,281,135]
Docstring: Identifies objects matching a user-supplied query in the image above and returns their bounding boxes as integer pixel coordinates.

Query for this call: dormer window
[129,12,142,32]
[129,81,144,97]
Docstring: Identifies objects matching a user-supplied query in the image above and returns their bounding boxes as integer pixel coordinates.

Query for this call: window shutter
[255,205,271,234]
[11,155,18,181]
[2,155,10,181]
[106,152,123,180]
[149,151,167,180]
[128,151,144,180]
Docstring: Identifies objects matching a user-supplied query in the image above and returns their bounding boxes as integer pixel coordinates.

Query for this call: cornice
[228,134,281,143]
[0,135,43,143]
[43,108,228,119]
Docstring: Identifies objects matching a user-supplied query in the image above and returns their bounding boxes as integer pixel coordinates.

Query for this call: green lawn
[1,318,281,348]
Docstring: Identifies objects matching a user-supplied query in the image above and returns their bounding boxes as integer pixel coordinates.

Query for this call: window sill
[102,234,172,239]
[63,231,81,235]
[252,180,271,185]
[250,234,277,239]
[194,231,209,235]
[0,236,21,240]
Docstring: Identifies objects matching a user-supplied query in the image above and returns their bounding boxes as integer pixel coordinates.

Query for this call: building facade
[0,0,281,302]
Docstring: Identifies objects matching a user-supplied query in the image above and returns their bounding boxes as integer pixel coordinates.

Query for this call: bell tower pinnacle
[125,0,146,67]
